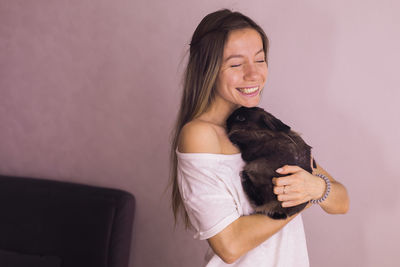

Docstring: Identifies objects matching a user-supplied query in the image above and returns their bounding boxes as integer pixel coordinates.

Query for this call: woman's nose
[244,63,261,81]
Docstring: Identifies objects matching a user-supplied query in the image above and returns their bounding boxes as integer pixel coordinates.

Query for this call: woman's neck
[197,96,239,128]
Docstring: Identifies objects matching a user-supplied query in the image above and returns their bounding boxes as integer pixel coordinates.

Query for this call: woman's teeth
[237,87,259,94]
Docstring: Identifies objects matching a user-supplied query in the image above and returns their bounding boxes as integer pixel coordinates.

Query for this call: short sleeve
[177,154,241,240]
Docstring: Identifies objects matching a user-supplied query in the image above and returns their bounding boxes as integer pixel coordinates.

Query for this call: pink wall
[1,1,399,266]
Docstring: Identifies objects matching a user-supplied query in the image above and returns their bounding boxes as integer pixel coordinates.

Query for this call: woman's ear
[261,112,291,132]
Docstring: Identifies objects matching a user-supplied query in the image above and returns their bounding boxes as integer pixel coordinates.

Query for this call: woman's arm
[210,160,350,263]
[208,161,351,264]
[272,161,350,214]
[313,161,350,214]
[207,212,300,263]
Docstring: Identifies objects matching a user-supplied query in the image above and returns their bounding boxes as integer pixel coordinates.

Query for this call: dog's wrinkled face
[226,107,290,146]
[227,107,263,133]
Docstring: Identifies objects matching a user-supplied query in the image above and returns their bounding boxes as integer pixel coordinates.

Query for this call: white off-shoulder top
[176,149,309,267]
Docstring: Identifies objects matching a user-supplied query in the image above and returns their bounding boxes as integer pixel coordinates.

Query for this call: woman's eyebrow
[255,48,264,55]
[224,48,264,62]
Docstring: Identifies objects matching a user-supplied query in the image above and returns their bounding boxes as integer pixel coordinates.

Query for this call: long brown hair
[169,9,269,228]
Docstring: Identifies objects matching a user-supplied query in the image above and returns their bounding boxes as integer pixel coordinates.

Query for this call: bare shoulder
[177,120,221,154]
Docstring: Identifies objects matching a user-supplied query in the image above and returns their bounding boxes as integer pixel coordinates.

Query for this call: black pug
[226,106,315,219]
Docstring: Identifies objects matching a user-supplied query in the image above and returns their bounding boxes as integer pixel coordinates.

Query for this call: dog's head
[226,107,291,146]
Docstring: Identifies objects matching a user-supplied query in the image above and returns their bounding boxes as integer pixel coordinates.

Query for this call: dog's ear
[261,111,291,132]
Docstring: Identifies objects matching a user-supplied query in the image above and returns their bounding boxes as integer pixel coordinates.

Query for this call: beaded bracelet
[310,174,331,204]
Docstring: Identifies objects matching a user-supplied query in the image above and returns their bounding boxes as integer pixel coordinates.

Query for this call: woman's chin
[239,99,261,108]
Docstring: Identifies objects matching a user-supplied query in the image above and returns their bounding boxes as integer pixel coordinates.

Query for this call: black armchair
[0,175,135,267]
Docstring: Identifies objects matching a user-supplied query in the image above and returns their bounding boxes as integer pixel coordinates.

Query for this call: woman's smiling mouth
[236,86,260,96]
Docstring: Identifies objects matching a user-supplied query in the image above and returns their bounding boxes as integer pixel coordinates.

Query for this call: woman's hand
[272,165,326,208]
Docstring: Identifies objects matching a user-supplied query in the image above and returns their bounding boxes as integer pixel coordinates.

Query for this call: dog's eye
[236,114,245,121]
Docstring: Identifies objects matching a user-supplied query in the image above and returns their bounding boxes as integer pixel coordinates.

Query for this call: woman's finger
[277,192,300,202]
[273,186,284,195]
[272,176,294,187]
[276,165,303,175]
[274,185,290,195]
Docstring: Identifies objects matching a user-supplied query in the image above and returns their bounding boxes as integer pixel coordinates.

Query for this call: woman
[170,9,349,266]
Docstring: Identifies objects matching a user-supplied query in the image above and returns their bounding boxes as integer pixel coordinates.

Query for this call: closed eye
[236,114,246,121]
[231,64,242,68]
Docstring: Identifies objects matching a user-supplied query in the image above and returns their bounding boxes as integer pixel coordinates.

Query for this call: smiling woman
[215,28,268,109]
[169,9,349,267]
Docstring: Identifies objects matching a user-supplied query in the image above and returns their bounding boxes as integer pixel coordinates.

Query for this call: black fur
[226,106,312,219]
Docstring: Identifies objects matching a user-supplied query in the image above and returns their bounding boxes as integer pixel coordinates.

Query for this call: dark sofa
[0,175,135,267]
